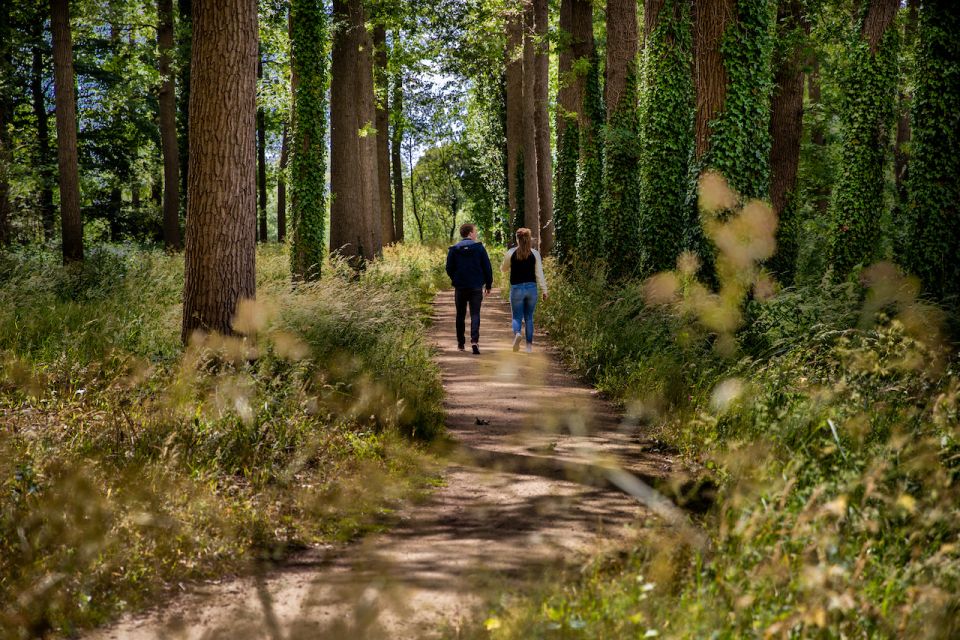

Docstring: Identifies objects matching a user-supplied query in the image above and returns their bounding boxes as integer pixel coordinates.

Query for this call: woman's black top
[510,251,537,285]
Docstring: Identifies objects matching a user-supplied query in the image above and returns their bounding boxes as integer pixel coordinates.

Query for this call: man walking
[446,223,493,354]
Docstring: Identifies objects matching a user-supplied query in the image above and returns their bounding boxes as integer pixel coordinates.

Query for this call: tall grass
[467,177,960,638]
[0,243,447,637]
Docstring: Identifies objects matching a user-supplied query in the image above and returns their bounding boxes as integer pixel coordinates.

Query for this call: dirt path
[89,289,677,640]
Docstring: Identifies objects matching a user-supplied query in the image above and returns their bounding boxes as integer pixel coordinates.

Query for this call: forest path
[89,288,678,640]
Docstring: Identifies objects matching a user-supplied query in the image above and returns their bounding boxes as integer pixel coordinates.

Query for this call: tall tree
[390,70,404,242]
[767,0,807,284]
[330,0,381,264]
[277,121,288,242]
[177,0,192,219]
[257,53,268,243]
[827,0,899,278]
[533,0,553,254]
[158,0,183,251]
[893,0,919,201]
[521,0,540,245]
[31,22,56,241]
[637,0,694,276]
[505,4,524,234]
[576,54,604,260]
[0,0,12,246]
[373,24,394,245]
[603,0,641,278]
[50,0,83,263]
[290,0,327,279]
[181,0,258,341]
[901,0,960,300]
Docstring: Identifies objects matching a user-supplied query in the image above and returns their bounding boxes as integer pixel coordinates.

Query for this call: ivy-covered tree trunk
[553,0,580,263]
[602,0,641,279]
[827,0,899,278]
[901,0,960,301]
[330,0,381,264]
[50,0,83,264]
[521,0,540,245]
[767,0,806,284]
[576,55,604,261]
[637,0,694,276]
[505,4,524,234]
[893,0,919,202]
[158,0,182,251]
[391,70,405,242]
[291,0,327,279]
[181,0,257,341]
[373,24,394,245]
[257,53,268,243]
[533,0,553,254]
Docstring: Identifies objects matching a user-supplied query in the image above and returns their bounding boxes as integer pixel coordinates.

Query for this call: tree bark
[390,70,404,242]
[505,3,524,233]
[693,0,734,160]
[605,0,638,116]
[330,0,381,264]
[181,0,257,342]
[533,0,553,254]
[50,0,83,263]
[158,0,182,250]
[31,24,56,240]
[277,121,288,242]
[862,0,899,54]
[521,0,540,245]
[768,0,805,217]
[257,54,268,243]
[373,24,393,245]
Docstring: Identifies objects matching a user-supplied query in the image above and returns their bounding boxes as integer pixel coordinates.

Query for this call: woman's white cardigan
[500,247,548,295]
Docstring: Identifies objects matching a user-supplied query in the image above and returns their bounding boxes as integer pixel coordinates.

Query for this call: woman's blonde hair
[515,228,532,261]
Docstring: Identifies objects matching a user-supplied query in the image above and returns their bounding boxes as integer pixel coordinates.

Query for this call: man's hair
[459,223,476,239]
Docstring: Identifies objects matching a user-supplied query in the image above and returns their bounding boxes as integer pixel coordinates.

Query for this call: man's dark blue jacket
[446,239,493,290]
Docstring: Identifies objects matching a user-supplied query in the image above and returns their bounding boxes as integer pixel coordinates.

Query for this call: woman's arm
[532,250,548,295]
[500,247,516,274]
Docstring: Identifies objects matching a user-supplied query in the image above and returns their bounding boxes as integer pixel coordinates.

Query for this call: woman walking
[501,227,548,353]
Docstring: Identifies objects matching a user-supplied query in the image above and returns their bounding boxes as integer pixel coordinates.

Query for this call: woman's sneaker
[525,342,533,354]
[512,333,522,352]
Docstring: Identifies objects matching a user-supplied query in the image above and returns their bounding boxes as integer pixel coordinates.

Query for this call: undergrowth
[0,243,447,638]
[464,177,960,638]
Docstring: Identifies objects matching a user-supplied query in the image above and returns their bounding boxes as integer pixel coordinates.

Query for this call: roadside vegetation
[0,243,447,638]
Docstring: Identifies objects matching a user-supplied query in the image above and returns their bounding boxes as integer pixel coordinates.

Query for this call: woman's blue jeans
[509,282,538,343]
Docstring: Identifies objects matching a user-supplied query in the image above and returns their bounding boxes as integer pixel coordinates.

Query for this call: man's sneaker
[512,332,522,352]
[472,344,480,355]
[458,343,465,351]
[525,343,533,354]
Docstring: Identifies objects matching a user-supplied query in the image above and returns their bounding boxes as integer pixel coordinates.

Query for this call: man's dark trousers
[455,288,483,347]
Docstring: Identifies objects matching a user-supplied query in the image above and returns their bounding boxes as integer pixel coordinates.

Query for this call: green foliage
[0,244,446,635]
[827,25,899,279]
[900,0,960,303]
[290,0,328,280]
[552,117,578,264]
[576,56,605,263]
[637,0,695,276]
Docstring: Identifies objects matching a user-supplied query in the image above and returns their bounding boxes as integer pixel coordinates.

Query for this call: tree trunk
[692,0,733,160]
[894,0,919,201]
[606,0,638,116]
[532,0,553,254]
[769,0,805,217]
[277,122,288,242]
[391,70,404,242]
[177,0,191,219]
[505,3,524,234]
[521,0,540,245]
[31,26,56,240]
[181,0,257,342]
[373,24,393,245]
[158,0,182,250]
[330,0,381,264]
[0,0,11,246]
[407,145,423,242]
[50,0,83,263]
[257,53,268,243]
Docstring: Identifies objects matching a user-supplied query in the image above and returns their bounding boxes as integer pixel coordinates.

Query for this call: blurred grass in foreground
[463,174,960,639]
[0,243,448,638]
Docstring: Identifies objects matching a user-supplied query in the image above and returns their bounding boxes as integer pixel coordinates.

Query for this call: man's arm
[445,247,456,283]
[480,245,493,291]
